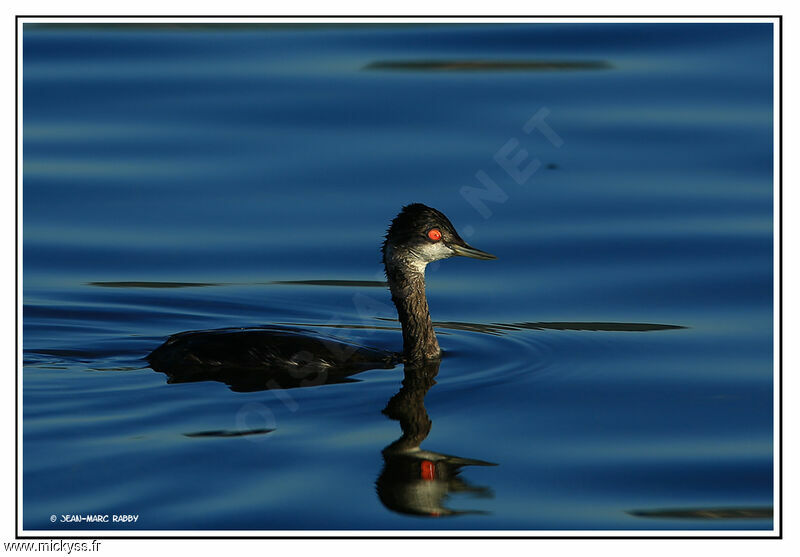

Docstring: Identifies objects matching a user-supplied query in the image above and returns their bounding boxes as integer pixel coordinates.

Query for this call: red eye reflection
[427,228,442,241]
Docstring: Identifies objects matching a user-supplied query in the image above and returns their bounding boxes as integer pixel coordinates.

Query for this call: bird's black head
[382,204,496,272]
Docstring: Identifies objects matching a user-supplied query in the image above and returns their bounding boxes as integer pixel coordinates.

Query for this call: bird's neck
[385,263,440,363]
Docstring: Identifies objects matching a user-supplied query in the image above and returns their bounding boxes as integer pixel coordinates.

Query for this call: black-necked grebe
[147,203,496,389]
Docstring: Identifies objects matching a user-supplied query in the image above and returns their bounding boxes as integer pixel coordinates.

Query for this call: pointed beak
[450,242,497,260]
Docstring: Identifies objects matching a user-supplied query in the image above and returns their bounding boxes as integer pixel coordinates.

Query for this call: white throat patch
[385,243,454,276]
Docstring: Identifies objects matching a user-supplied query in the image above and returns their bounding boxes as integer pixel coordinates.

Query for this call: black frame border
[14,14,783,541]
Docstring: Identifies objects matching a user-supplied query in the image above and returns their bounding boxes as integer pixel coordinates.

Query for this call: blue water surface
[22,22,775,531]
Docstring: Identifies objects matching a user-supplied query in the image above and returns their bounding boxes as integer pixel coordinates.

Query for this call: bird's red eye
[427,228,442,241]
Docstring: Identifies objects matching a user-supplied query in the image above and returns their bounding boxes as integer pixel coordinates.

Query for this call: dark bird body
[147,204,495,390]
[147,326,399,391]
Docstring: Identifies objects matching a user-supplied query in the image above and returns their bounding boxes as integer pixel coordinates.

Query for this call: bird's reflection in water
[377,361,497,517]
[147,317,687,517]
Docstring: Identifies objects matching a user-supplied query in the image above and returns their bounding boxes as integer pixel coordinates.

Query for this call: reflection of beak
[450,242,497,260]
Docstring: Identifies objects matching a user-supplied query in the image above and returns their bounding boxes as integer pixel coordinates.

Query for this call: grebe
[147,203,495,389]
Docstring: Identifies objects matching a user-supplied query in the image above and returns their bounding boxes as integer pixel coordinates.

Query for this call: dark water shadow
[270,279,387,288]
[88,279,388,288]
[25,347,149,363]
[184,428,275,438]
[300,319,687,336]
[26,348,116,360]
[434,320,687,334]
[378,361,497,517]
[364,59,613,72]
[628,507,772,520]
[88,281,221,288]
